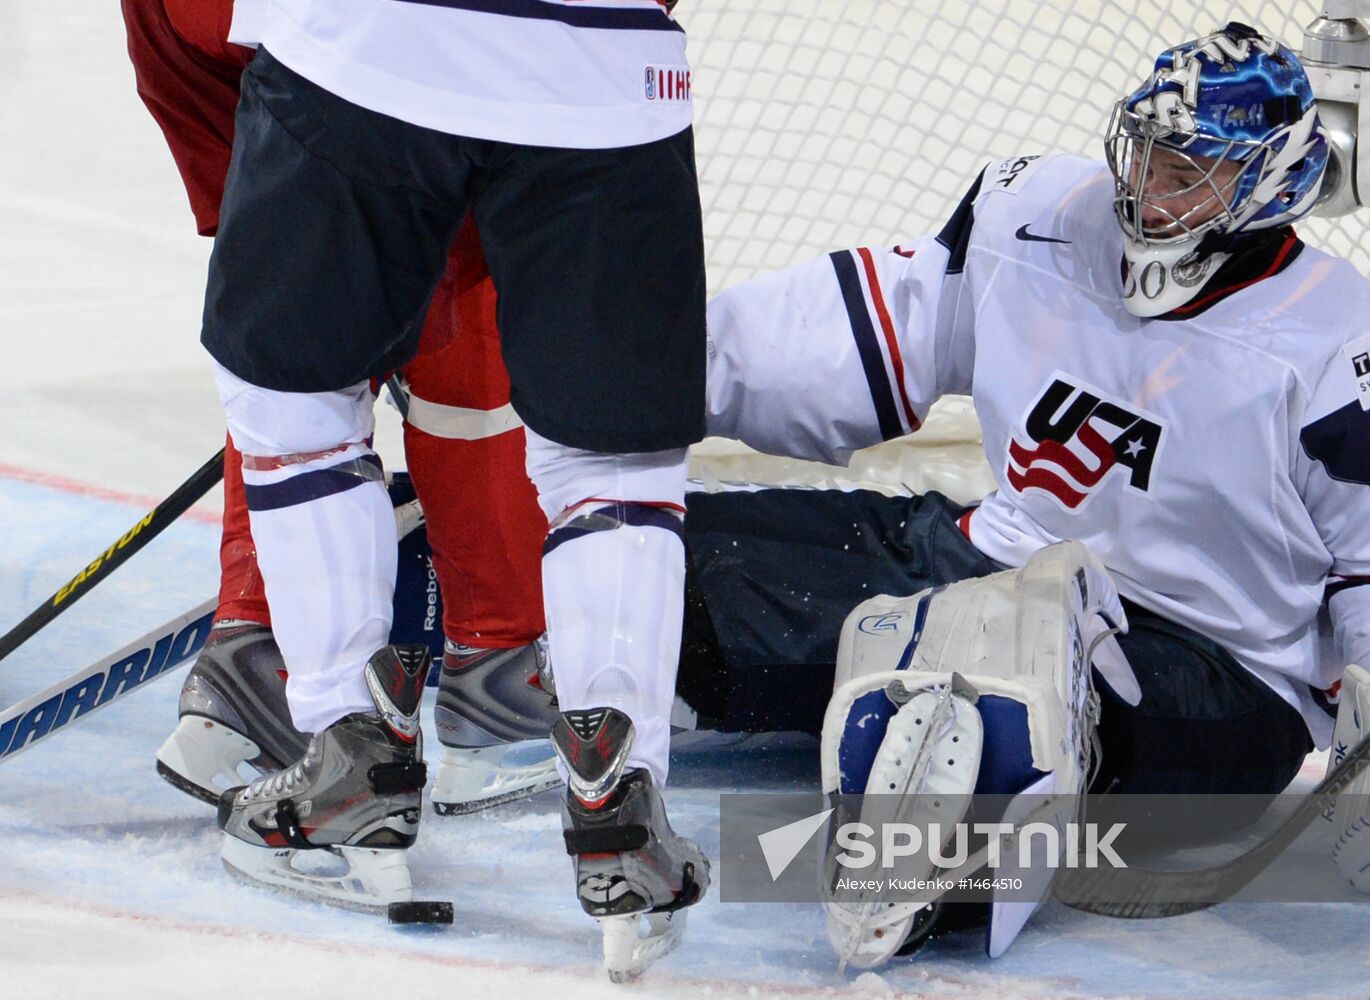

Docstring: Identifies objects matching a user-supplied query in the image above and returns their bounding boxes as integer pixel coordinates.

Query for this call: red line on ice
[0,462,221,525]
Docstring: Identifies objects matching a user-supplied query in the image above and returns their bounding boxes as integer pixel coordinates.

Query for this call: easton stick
[0,449,224,663]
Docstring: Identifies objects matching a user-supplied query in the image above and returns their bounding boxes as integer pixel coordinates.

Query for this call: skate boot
[431,636,560,814]
[217,645,449,920]
[155,621,308,804]
[553,707,710,982]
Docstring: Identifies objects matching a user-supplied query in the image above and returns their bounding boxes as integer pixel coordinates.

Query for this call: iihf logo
[644,65,691,102]
[1007,375,1164,511]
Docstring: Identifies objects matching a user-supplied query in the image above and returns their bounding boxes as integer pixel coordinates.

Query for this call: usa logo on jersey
[1007,375,1164,511]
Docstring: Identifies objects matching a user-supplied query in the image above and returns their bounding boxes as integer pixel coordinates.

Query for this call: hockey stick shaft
[1055,735,1370,918]
[865,738,1370,918]
[0,449,224,663]
[0,599,215,763]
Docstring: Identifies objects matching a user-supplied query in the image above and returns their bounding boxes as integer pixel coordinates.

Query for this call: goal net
[681,1,1361,498]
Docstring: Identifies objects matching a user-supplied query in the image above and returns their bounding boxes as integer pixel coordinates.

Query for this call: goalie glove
[1330,663,1370,891]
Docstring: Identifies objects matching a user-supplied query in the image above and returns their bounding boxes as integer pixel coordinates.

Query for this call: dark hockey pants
[678,488,1313,839]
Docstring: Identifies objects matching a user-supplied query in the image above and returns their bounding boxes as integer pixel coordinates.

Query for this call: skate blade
[220,834,415,913]
[600,910,687,983]
[156,716,262,804]
[431,744,560,815]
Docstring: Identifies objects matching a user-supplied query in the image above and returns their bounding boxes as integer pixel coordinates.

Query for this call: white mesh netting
[680,1,1363,498]
[685,0,1362,291]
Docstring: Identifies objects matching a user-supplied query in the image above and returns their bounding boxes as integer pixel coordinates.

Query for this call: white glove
[1329,663,1370,892]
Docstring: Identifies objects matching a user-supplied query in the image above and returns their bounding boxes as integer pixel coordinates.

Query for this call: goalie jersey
[706,154,1370,744]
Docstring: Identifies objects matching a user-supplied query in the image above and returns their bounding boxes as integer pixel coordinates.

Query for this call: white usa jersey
[227,0,692,149]
[707,154,1370,744]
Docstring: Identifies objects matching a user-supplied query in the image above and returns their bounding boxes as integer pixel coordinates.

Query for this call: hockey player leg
[160,469,434,806]
[527,431,710,981]
[820,541,1138,968]
[399,261,558,813]
[1330,663,1370,890]
[211,366,447,914]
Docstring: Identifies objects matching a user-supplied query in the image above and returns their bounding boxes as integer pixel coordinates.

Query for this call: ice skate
[217,644,448,919]
[431,637,560,814]
[552,707,710,982]
[155,621,308,804]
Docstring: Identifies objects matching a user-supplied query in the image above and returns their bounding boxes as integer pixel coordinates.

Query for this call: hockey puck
[387,900,454,925]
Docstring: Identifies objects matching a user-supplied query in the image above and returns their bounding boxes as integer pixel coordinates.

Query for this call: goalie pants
[679,487,1313,837]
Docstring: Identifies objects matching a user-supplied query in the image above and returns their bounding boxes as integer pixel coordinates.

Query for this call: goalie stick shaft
[0,449,224,663]
[0,599,215,763]
[873,737,1370,918]
[1055,735,1370,918]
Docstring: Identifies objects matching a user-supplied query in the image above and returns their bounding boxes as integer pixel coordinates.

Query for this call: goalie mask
[1104,22,1328,317]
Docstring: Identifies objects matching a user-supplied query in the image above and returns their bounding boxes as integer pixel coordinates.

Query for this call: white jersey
[227,0,692,149]
[707,154,1370,744]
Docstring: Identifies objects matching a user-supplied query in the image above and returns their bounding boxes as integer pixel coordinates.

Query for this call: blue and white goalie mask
[1104,22,1328,317]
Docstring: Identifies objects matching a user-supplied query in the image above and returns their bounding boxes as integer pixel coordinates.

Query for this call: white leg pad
[829,540,1136,794]
[819,542,1137,965]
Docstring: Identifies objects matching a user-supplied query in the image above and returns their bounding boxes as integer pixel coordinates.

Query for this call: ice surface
[0,4,1365,999]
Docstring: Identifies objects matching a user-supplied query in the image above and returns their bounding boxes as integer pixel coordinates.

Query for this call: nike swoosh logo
[1015,224,1071,245]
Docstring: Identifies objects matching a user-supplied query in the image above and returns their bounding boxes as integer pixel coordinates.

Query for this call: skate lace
[244,759,307,800]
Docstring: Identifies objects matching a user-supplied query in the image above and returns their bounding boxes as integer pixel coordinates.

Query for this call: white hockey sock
[526,430,688,787]
[217,364,396,735]
[542,509,684,786]
[248,481,397,734]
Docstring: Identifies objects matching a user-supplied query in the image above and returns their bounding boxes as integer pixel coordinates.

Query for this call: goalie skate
[431,638,559,814]
[552,707,710,982]
[217,644,441,915]
[155,621,307,804]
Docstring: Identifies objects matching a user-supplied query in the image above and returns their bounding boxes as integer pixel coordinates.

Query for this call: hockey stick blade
[0,449,225,663]
[1055,736,1370,918]
[0,599,215,762]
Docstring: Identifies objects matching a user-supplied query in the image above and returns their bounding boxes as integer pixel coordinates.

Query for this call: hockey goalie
[675,21,1370,964]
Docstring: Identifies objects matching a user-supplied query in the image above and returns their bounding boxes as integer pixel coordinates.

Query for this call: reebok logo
[1015,224,1071,245]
